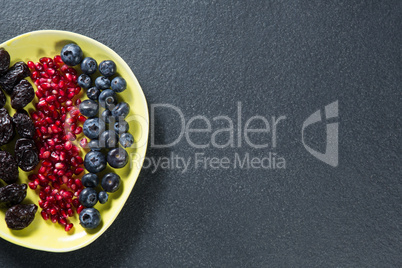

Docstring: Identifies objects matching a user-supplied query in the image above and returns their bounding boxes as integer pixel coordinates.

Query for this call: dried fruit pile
[0,48,38,230]
[27,56,86,232]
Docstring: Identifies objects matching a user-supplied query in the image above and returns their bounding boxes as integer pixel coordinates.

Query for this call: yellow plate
[0,30,149,252]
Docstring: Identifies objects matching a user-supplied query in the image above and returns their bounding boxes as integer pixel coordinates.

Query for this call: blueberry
[98,89,117,110]
[98,191,109,204]
[99,130,118,148]
[88,139,101,151]
[77,74,91,89]
[81,173,99,188]
[111,77,126,93]
[111,102,130,119]
[79,188,98,208]
[79,100,99,118]
[101,173,121,193]
[81,57,97,75]
[79,208,101,229]
[101,109,114,124]
[94,76,111,90]
[60,43,83,66]
[107,147,129,168]
[99,60,116,77]
[119,133,134,148]
[84,150,107,173]
[83,118,105,139]
[87,87,100,101]
[114,120,129,134]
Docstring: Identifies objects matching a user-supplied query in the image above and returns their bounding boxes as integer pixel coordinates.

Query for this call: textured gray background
[0,0,401,267]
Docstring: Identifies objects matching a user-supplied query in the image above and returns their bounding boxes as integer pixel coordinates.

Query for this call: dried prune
[0,108,15,145]
[13,110,35,138]
[0,61,30,95]
[15,138,39,171]
[0,89,5,109]
[0,48,10,75]
[11,79,34,109]
[0,183,27,207]
[0,151,18,184]
[5,203,37,230]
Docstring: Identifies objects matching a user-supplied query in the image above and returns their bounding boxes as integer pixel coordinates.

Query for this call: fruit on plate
[98,60,116,77]
[107,147,129,168]
[0,61,30,94]
[12,110,35,139]
[60,43,83,66]
[5,204,37,230]
[0,184,27,207]
[14,138,39,172]
[80,57,97,75]
[0,150,19,184]
[0,108,15,146]
[84,150,107,173]
[79,207,101,229]
[79,188,98,208]
[101,173,121,193]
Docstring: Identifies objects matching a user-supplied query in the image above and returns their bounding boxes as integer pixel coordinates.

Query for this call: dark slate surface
[0,1,401,267]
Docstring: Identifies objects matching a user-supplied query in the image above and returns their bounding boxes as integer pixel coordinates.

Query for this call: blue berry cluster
[60,43,135,229]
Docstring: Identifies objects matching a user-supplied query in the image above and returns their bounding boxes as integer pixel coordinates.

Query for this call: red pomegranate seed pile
[27,55,87,232]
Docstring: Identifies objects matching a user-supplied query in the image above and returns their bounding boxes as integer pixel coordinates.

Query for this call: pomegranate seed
[27,61,35,70]
[54,55,63,64]
[28,174,38,181]
[64,141,72,150]
[50,208,57,215]
[58,217,67,226]
[74,189,82,197]
[39,191,47,200]
[51,215,58,223]
[52,182,61,189]
[78,115,86,123]
[65,223,73,232]
[28,182,37,189]
[74,127,83,135]
[62,191,74,199]
[48,175,57,182]
[38,200,45,208]
[55,162,66,169]
[72,199,80,208]
[46,68,56,76]
[61,209,68,219]
[80,138,88,148]
[77,205,84,214]
[74,168,84,176]
[75,156,84,164]
[35,62,43,71]
[41,210,49,220]
[67,208,74,217]
[46,196,55,203]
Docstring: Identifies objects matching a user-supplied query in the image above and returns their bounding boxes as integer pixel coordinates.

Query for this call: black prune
[0,151,18,184]
[0,89,5,109]
[12,110,35,138]
[15,138,39,171]
[0,48,10,75]
[0,183,27,207]
[5,203,37,230]
[11,79,34,109]
[0,61,30,95]
[0,108,15,145]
